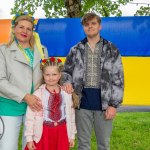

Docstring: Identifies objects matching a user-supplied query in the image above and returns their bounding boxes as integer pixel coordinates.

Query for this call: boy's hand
[105,106,117,120]
[69,139,75,148]
[27,141,36,150]
[62,83,74,94]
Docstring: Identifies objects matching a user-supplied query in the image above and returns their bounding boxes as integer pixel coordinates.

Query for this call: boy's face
[83,18,101,38]
[43,66,61,87]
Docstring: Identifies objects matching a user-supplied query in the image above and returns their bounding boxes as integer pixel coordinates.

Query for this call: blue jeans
[0,116,26,150]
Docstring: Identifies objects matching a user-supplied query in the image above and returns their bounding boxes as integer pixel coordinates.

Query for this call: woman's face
[13,20,33,45]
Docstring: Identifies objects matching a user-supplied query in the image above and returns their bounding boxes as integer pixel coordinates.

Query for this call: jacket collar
[39,84,46,89]
[81,37,88,44]
[81,36,102,44]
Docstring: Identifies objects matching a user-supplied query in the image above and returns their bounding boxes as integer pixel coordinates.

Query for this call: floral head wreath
[11,12,37,29]
[41,57,63,66]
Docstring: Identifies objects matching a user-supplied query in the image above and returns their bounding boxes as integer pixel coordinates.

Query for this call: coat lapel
[10,42,29,65]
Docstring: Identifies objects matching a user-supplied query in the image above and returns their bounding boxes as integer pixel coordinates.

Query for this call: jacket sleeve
[0,46,26,102]
[70,95,77,140]
[24,106,36,142]
[61,47,76,84]
[24,89,42,142]
[109,43,124,108]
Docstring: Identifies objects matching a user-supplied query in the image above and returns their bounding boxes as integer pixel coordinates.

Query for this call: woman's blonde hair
[7,15,35,48]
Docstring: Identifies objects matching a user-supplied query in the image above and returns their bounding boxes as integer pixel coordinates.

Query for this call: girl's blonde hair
[40,57,63,73]
[7,15,35,48]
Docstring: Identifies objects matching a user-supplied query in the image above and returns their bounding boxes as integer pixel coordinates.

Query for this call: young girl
[24,57,76,150]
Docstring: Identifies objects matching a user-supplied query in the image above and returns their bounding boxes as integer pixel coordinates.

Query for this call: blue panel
[36,16,150,57]
[101,16,150,56]
[36,18,85,57]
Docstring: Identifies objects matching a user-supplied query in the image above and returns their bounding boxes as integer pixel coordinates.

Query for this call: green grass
[110,112,150,150]
[19,112,150,150]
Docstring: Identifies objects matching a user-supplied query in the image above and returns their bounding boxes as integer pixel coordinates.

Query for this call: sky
[0,0,150,19]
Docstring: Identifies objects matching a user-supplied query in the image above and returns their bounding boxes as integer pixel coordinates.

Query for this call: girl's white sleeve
[24,106,36,142]
[70,95,77,139]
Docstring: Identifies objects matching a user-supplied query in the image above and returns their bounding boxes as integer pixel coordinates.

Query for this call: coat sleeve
[69,94,77,140]
[0,46,26,102]
[109,43,124,108]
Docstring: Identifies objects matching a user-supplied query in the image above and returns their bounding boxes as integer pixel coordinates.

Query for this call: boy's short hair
[81,12,101,25]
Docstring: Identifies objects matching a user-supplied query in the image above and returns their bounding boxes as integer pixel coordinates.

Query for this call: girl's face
[13,20,33,46]
[43,66,61,87]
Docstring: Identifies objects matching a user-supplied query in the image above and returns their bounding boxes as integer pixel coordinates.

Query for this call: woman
[0,12,48,150]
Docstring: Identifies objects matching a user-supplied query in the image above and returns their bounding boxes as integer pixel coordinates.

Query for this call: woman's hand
[27,141,36,150]
[24,94,42,112]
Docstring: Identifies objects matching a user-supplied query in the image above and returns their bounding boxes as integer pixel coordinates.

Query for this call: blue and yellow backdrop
[0,17,150,106]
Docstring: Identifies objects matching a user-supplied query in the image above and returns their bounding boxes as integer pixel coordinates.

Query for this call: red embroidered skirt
[24,122,69,150]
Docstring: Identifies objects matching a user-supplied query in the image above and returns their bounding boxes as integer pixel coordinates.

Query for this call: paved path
[117,106,150,112]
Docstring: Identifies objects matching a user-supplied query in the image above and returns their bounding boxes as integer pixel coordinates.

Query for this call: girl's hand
[69,139,75,148]
[24,94,42,112]
[27,141,36,150]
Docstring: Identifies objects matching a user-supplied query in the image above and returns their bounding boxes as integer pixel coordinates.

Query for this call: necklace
[17,42,31,63]
[24,48,34,67]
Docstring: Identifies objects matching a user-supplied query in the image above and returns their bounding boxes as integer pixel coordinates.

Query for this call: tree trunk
[65,0,81,17]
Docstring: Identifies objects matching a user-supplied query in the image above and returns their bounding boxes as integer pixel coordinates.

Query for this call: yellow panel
[58,57,66,64]
[122,57,150,106]
[60,57,150,106]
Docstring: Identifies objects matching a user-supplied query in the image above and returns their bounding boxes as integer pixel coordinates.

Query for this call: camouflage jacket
[62,37,124,110]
